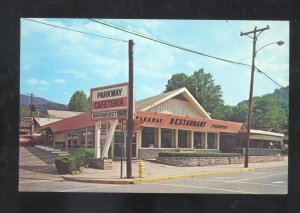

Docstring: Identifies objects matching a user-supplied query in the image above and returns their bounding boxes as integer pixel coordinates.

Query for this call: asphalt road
[19,146,287,194]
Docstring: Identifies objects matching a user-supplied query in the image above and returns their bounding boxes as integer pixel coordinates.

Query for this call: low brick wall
[139,148,219,159]
[156,155,283,167]
[89,159,113,170]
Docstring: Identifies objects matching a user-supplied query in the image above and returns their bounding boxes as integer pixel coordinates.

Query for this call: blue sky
[20,19,289,108]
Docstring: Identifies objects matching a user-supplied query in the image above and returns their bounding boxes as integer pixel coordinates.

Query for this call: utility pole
[240,25,269,168]
[126,39,134,178]
[28,92,34,135]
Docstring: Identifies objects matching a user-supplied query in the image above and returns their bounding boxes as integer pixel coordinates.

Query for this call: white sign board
[90,83,128,120]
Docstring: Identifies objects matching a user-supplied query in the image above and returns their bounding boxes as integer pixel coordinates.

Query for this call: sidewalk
[62,157,288,184]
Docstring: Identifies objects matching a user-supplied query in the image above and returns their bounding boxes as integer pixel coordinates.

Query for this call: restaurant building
[39,88,242,159]
[38,87,245,159]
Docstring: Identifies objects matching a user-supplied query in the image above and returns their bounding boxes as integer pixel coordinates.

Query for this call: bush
[55,148,95,174]
[55,156,76,174]
[158,151,242,158]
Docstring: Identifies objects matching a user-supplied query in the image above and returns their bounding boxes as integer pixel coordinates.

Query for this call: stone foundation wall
[89,159,113,170]
[156,155,283,167]
[138,149,220,159]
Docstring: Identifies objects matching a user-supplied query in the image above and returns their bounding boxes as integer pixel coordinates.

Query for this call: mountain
[20,94,68,116]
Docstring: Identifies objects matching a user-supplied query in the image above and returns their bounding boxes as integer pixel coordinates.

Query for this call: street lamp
[242,32,284,168]
[256,41,284,54]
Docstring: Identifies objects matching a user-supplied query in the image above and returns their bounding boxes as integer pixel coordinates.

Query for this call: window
[207,133,218,149]
[178,130,188,148]
[161,128,172,148]
[141,127,155,148]
[194,132,203,149]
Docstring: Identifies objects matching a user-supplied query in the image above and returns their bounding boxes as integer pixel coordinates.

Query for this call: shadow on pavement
[21,146,56,165]
[19,165,58,175]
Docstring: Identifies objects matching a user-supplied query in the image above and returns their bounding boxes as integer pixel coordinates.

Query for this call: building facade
[38,87,246,159]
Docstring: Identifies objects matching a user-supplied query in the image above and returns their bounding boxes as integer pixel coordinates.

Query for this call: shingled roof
[46,110,84,119]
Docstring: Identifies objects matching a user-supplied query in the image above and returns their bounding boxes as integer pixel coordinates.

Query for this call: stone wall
[89,159,112,170]
[138,148,220,159]
[156,155,283,167]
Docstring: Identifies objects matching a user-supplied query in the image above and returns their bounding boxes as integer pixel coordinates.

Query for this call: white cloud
[53,79,66,84]
[26,78,38,85]
[39,80,49,86]
[26,78,49,86]
[60,70,87,79]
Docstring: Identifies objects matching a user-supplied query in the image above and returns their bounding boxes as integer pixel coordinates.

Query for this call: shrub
[55,156,76,174]
[55,148,95,174]
[158,151,242,158]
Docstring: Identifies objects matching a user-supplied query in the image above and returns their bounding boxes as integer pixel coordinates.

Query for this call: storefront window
[161,128,172,148]
[178,130,188,148]
[207,133,218,149]
[194,132,203,149]
[142,127,155,148]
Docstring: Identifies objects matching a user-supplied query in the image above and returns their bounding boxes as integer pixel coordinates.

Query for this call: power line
[256,67,284,88]
[89,19,284,88]
[88,18,252,68]
[23,18,128,43]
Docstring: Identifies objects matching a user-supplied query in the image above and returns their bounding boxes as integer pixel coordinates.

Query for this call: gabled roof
[46,110,84,119]
[39,112,98,132]
[34,117,62,127]
[135,87,211,119]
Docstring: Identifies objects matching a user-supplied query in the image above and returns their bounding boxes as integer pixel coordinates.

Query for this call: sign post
[90,82,129,161]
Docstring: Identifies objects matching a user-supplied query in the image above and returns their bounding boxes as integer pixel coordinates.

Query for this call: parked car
[19,134,34,146]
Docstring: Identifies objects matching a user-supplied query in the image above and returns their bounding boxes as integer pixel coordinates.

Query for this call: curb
[61,163,287,185]
[62,168,250,184]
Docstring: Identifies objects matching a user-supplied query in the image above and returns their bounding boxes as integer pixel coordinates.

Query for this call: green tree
[68,90,89,112]
[165,69,224,114]
[165,73,189,92]
[251,95,287,132]
[211,105,234,120]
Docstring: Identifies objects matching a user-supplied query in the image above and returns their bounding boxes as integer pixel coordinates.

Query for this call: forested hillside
[20,94,68,117]
[212,86,289,133]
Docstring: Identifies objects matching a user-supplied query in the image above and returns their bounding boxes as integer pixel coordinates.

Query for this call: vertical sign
[90,82,128,120]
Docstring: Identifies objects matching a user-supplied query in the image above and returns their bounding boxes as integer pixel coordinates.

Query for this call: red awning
[40,111,243,134]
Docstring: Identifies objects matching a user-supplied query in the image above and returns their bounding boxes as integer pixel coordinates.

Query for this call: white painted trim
[140,87,211,119]
[158,128,161,148]
[217,132,220,150]
[101,119,118,159]
[191,131,194,148]
[175,129,178,148]
[95,121,101,159]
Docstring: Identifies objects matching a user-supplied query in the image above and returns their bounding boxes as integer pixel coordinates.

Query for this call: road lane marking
[59,185,119,192]
[272,181,285,184]
[214,177,233,179]
[153,183,260,194]
[236,181,286,187]
[226,172,287,183]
